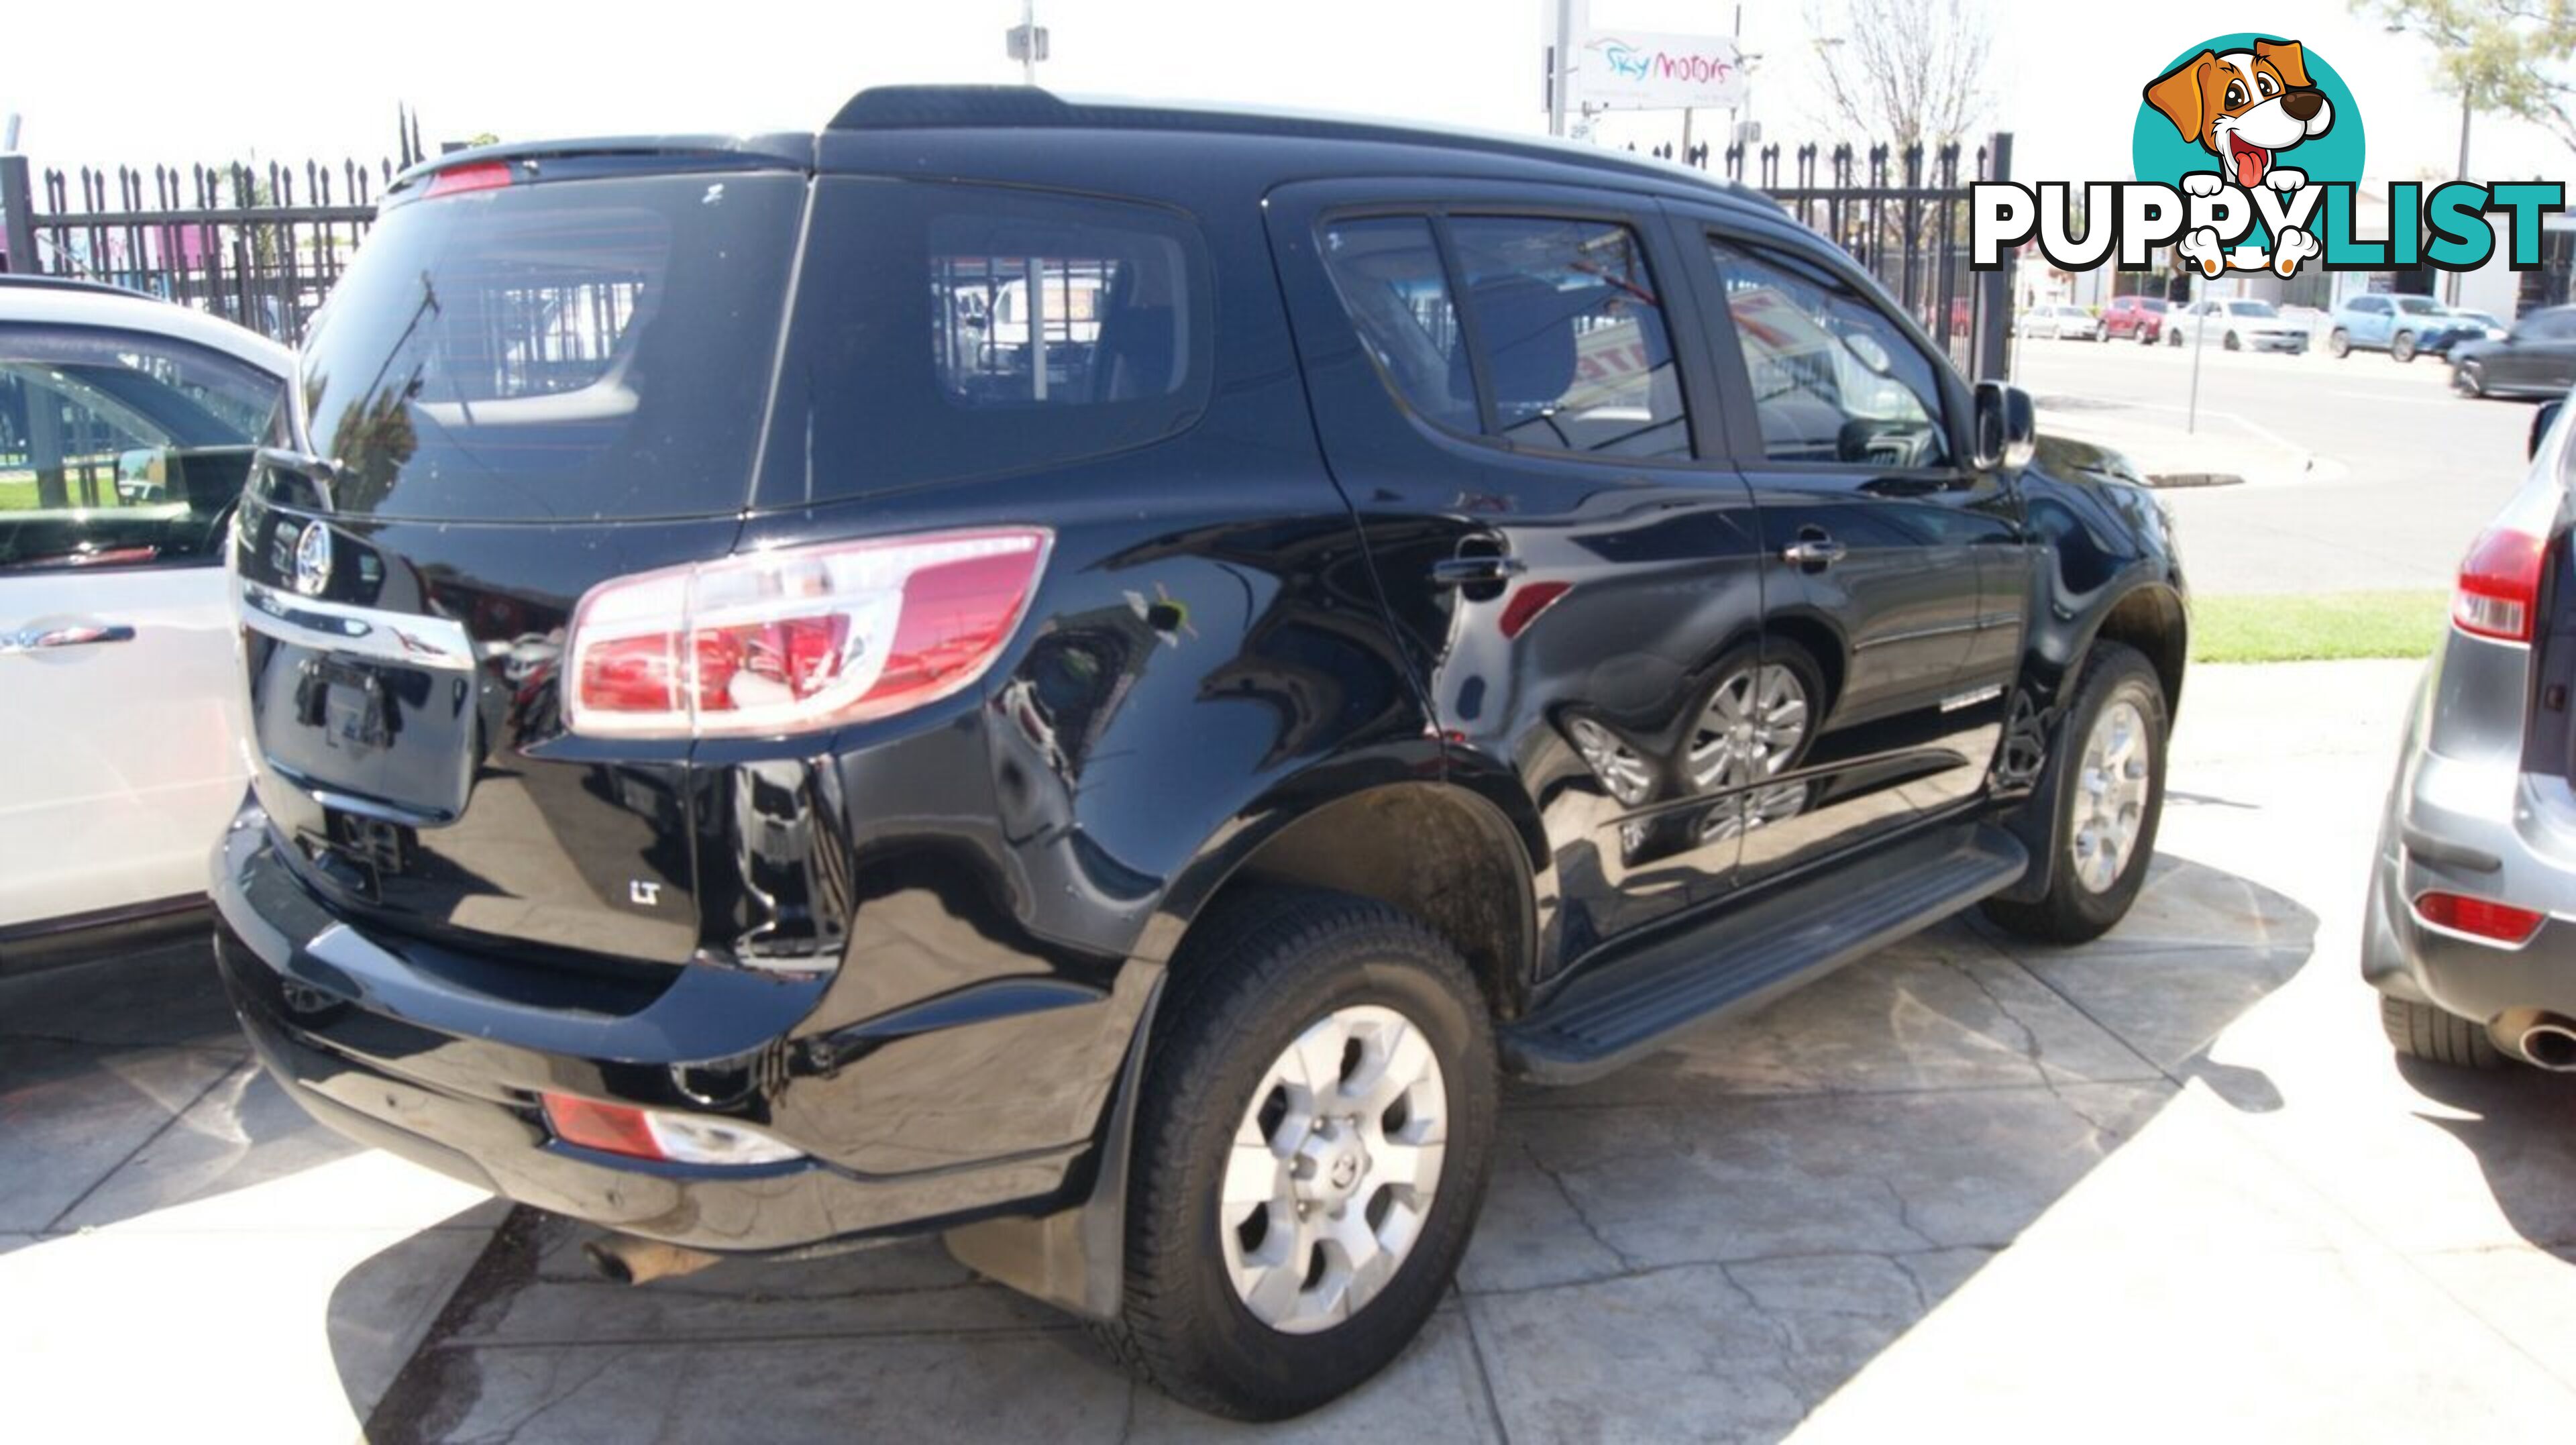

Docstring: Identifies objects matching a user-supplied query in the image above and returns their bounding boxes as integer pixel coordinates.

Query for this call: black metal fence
[2,130,2017,370]
[0,156,392,344]
[1658,131,2015,378]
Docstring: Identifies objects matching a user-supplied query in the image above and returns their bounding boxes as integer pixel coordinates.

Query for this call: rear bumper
[2366,688,2576,1028]
[211,805,1120,1254]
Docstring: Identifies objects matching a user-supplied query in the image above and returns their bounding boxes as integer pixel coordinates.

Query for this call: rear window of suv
[291,170,808,521]
[754,179,1214,508]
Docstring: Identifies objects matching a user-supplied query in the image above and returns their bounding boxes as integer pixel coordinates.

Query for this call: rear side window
[757,180,1212,507]
[292,172,808,521]
[1316,217,1476,433]
[1318,212,1690,460]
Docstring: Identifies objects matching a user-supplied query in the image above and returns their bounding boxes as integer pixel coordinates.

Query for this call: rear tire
[2379,994,2509,1069]
[1982,641,2168,945]
[2223,329,2242,352]
[2455,360,2487,398]
[2329,327,2351,358]
[2392,331,2417,364]
[1102,888,1499,1420]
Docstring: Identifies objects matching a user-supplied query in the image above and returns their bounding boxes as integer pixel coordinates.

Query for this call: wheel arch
[1142,773,1543,1020]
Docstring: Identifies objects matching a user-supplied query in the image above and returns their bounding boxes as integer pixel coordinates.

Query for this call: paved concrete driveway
[6,659,2573,1442]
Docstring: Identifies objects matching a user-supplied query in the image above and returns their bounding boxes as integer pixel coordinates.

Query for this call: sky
[3,0,2566,191]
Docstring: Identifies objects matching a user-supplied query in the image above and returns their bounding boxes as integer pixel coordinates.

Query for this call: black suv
[213,88,2186,1419]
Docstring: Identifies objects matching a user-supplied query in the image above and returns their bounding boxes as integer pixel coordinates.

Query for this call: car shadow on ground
[321,849,2433,1441]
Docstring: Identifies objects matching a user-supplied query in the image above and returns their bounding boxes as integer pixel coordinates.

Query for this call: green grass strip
[2190,590,2449,664]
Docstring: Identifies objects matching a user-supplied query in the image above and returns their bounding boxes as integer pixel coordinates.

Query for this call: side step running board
[1501,825,2029,1084]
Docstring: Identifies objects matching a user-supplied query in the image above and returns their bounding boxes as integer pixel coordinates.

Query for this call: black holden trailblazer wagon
[214,87,2187,1418]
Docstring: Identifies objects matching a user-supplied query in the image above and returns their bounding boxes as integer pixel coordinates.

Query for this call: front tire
[2329,327,2351,358]
[1105,888,1499,1420]
[2456,360,2487,397]
[2392,330,2417,363]
[2380,995,2508,1069]
[1983,641,2169,945]
[2223,329,2242,352]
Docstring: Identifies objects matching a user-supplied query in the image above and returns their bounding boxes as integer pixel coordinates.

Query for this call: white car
[2167,297,2310,354]
[2017,304,2103,340]
[0,276,288,956]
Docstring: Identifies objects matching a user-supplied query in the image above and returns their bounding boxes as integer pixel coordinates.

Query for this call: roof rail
[0,274,150,300]
[824,86,1760,204]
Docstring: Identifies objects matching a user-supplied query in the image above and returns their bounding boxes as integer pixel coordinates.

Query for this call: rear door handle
[1430,555,1528,588]
[1780,539,1849,568]
[1,623,136,655]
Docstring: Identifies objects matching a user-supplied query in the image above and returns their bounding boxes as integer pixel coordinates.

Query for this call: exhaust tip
[2518,1021,2576,1073]
[582,1234,724,1287]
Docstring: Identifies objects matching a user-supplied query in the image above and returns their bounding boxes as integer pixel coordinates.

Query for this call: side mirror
[1972,380,2036,471]
[2534,399,2563,462]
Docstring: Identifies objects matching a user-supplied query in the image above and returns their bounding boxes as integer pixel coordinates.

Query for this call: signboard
[1578,30,1748,111]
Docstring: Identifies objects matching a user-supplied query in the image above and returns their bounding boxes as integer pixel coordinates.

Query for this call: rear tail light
[2453,525,2548,643]
[540,1093,804,1166]
[2411,890,2546,946]
[565,527,1050,739]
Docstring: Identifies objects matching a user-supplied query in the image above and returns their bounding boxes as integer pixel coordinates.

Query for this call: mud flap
[942,969,1166,1320]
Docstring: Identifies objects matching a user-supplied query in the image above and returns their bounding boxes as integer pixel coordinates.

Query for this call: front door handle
[1,623,136,655]
[1430,555,1528,588]
[1780,538,1849,569]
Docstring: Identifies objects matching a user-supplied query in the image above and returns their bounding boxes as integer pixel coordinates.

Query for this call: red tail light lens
[541,1094,664,1159]
[2412,890,2546,945]
[2453,525,2548,643]
[565,528,1050,739]
[421,160,514,199]
[539,1093,804,1165]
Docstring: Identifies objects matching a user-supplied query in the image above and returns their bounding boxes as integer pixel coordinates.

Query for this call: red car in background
[2102,294,2169,343]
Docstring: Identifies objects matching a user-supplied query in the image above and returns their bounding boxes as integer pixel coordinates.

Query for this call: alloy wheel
[1219,1005,1448,1336]
[2069,698,2151,894]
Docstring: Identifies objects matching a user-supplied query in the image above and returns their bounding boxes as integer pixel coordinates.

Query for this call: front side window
[0,326,280,570]
[1707,239,1949,468]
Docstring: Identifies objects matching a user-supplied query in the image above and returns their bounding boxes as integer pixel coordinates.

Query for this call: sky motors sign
[1579,29,1750,111]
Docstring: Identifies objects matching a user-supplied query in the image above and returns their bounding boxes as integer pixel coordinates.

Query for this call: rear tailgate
[233,160,808,967]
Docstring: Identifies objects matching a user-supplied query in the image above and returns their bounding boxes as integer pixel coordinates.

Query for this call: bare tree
[1802,0,1996,150]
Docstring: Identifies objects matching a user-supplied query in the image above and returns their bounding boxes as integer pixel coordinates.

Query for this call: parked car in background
[2017,303,2103,341]
[2449,308,2509,344]
[0,276,288,959]
[210,91,2187,1421]
[2329,292,2453,362]
[2416,305,2508,360]
[2169,297,2308,353]
[2365,388,2576,1073]
[2451,306,2576,399]
[2101,293,2167,343]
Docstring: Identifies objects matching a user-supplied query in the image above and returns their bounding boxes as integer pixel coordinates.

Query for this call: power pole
[1548,0,1588,137]
[1008,1,1049,87]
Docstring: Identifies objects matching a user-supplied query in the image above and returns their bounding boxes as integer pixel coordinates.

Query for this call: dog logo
[2145,40,2332,196]
[2143,38,2335,276]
